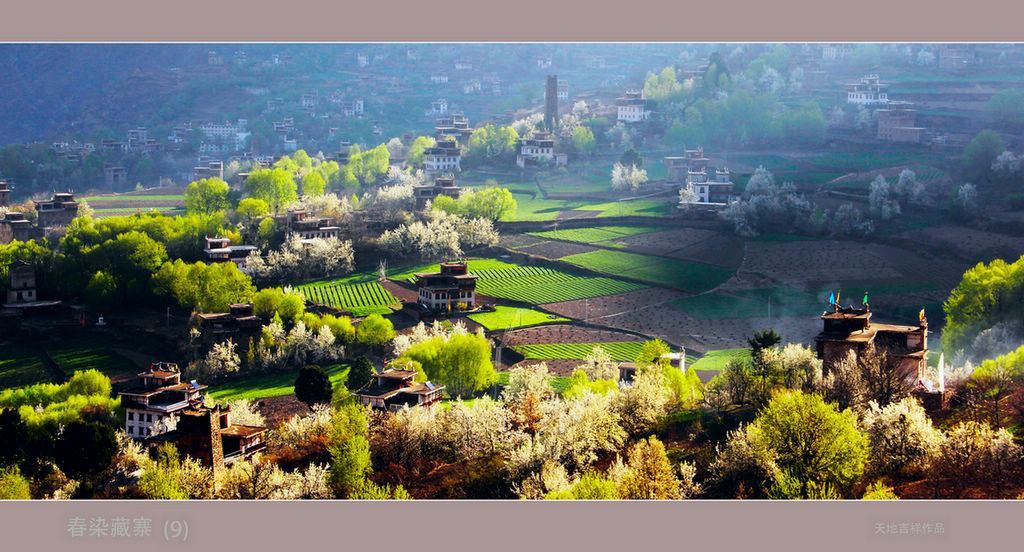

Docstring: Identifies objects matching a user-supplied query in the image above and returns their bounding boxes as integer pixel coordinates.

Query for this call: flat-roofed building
[354,368,445,411]
[616,90,651,122]
[413,177,463,209]
[814,303,928,384]
[423,139,461,177]
[846,74,890,105]
[34,192,79,228]
[413,261,477,311]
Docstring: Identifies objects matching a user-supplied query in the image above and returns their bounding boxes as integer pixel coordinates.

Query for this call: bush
[355,314,395,346]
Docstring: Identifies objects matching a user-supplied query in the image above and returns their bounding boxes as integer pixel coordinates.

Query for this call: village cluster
[3,43,1024,500]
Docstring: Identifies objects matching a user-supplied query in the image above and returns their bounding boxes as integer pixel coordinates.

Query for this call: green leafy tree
[276,290,305,325]
[236,197,268,226]
[138,444,188,499]
[546,470,619,499]
[54,420,118,490]
[302,171,326,197]
[350,481,412,499]
[751,391,869,499]
[748,328,782,354]
[252,287,285,319]
[327,403,372,499]
[571,126,596,157]
[355,314,395,346]
[243,169,298,213]
[406,136,436,168]
[615,436,682,499]
[0,466,31,499]
[349,356,376,391]
[968,344,1024,427]
[185,177,231,215]
[295,365,334,409]
[962,130,1005,184]
[401,331,496,398]
[985,89,1024,128]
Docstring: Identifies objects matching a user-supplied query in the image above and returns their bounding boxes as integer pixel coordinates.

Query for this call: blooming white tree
[678,182,698,206]
[955,182,979,216]
[613,367,671,434]
[861,397,943,478]
[868,175,901,220]
[512,113,544,138]
[610,162,648,191]
[377,210,497,261]
[284,193,353,220]
[579,345,619,381]
[227,399,266,427]
[187,339,241,382]
[386,137,404,157]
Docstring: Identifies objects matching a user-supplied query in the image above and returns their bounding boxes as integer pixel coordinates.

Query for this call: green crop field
[807,151,944,172]
[467,306,568,330]
[208,364,350,401]
[528,225,667,244]
[0,347,52,390]
[577,201,675,218]
[82,195,186,202]
[49,346,138,377]
[390,258,647,304]
[513,341,650,363]
[474,266,645,303]
[297,280,399,317]
[561,250,733,292]
[673,282,938,320]
[689,349,752,371]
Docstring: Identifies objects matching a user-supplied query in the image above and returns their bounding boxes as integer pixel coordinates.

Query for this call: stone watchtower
[545,75,558,133]
[0,181,10,207]
[176,405,227,476]
[5,260,37,305]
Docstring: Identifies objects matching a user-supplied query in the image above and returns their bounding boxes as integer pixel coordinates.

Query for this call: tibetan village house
[413,261,478,311]
[354,368,445,411]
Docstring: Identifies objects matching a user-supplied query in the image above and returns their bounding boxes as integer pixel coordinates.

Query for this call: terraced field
[467,306,568,331]
[475,265,646,303]
[561,249,733,292]
[49,347,138,377]
[527,225,668,244]
[208,364,350,401]
[297,280,400,316]
[688,348,752,372]
[0,347,51,390]
[513,341,650,363]
[391,259,648,304]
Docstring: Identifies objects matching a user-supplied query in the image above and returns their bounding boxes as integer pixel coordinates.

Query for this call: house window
[128,412,134,421]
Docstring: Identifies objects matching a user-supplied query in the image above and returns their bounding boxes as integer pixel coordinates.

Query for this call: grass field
[0,347,52,390]
[297,280,400,316]
[560,250,733,292]
[467,306,568,330]
[507,193,675,222]
[806,151,945,172]
[688,349,752,371]
[513,341,650,363]
[82,195,186,202]
[207,364,350,401]
[390,259,648,304]
[48,346,138,377]
[92,207,184,213]
[527,225,667,244]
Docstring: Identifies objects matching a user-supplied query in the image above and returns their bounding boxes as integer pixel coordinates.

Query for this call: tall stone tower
[545,75,558,132]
